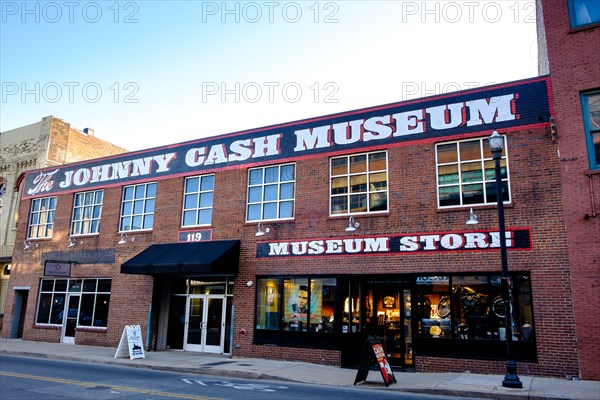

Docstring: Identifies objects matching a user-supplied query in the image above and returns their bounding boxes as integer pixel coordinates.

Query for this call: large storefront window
[255,277,337,346]
[36,278,111,328]
[256,278,281,330]
[414,273,536,361]
[256,277,336,333]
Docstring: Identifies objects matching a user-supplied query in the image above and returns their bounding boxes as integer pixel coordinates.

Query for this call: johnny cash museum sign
[256,229,532,258]
[22,78,551,199]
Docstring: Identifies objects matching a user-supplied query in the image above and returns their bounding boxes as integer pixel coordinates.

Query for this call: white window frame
[329,150,389,216]
[182,174,214,227]
[436,136,511,209]
[71,189,104,236]
[36,278,111,328]
[27,196,57,239]
[246,163,295,222]
[119,182,156,232]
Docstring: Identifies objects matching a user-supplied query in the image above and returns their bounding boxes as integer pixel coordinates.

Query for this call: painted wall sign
[22,78,551,199]
[256,228,532,258]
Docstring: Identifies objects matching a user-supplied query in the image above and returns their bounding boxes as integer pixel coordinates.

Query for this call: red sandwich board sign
[354,335,397,387]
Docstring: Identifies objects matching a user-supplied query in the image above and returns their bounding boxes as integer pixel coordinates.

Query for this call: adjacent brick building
[0,116,127,329]
[3,77,584,378]
[537,0,600,380]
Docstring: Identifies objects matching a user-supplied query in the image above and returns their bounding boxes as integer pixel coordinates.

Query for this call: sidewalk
[1,339,598,400]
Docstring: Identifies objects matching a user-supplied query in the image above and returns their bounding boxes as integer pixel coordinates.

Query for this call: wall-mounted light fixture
[466,208,479,225]
[246,280,253,287]
[68,237,80,247]
[255,223,270,237]
[345,216,360,232]
[550,117,557,143]
[23,240,32,250]
[118,233,135,245]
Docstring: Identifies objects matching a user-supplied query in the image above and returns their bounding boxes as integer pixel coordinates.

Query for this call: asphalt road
[0,354,481,400]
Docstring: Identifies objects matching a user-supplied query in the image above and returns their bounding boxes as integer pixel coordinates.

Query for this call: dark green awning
[121,240,240,275]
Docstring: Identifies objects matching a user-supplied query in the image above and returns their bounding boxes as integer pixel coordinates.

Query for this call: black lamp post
[488,131,523,389]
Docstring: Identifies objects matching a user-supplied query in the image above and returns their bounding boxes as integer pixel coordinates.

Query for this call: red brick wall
[3,123,578,378]
[47,117,127,165]
[541,0,600,380]
[235,127,577,377]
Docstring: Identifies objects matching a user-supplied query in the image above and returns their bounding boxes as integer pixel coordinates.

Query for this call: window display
[255,277,336,333]
[415,274,535,342]
[255,278,281,330]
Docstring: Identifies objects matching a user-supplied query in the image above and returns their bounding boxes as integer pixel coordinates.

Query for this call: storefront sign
[256,228,531,258]
[44,261,71,276]
[22,78,551,199]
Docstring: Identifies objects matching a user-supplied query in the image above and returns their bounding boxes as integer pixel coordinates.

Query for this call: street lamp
[488,130,523,389]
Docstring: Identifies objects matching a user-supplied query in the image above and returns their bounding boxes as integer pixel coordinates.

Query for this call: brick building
[3,77,584,378]
[0,116,127,328]
[537,0,600,380]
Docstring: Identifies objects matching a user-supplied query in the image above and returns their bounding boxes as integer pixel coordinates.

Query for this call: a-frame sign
[354,335,397,387]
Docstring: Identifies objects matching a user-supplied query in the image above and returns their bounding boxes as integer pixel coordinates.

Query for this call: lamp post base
[502,360,523,388]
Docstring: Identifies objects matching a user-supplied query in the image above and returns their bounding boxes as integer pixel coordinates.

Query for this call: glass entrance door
[365,286,414,368]
[61,294,80,344]
[184,295,225,353]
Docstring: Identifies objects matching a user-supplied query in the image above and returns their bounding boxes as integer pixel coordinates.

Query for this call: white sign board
[114,325,146,360]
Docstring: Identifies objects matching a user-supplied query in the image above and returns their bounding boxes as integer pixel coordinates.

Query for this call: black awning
[121,240,240,275]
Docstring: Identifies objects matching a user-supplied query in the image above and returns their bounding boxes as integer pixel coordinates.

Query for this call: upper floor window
[330,151,388,215]
[119,182,156,232]
[568,0,600,28]
[436,136,510,208]
[247,164,295,222]
[27,196,57,239]
[71,190,103,236]
[582,91,600,169]
[182,174,214,227]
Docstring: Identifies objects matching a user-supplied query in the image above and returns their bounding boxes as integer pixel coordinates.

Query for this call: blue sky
[1,1,540,151]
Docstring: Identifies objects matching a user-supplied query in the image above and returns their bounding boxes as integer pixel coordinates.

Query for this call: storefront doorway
[184,295,225,353]
[365,286,413,368]
[339,277,414,369]
[61,294,80,344]
[165,278,233,355]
